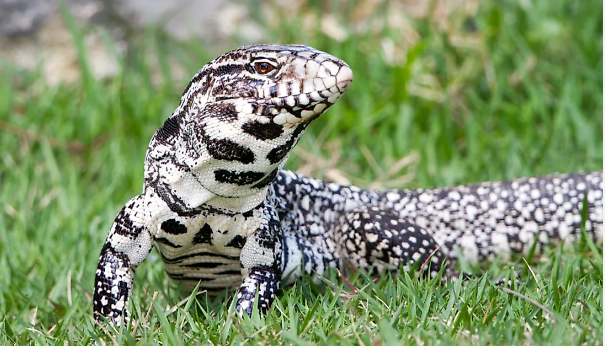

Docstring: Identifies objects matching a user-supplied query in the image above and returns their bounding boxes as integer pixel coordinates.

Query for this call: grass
[0,0,602,344]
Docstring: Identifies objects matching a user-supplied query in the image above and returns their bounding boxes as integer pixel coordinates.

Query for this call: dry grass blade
[522,257,540,287]
[419,244,442,278]
[337,267,358,293]
[500,287,556,323]
[360,146,385,178]
[369,152,419,190]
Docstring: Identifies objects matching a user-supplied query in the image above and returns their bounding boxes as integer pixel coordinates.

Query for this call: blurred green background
[0,0,602,344]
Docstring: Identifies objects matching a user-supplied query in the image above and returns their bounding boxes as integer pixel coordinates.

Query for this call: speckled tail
[378,171,603,263]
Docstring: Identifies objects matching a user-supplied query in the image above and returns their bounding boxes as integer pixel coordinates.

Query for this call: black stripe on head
[266,124,306,164]
[242,121,284,141]
[205,103,238,122]
[252,168,279,189]
[211,83,226,98]
[215,63,244,76]
[205,137,255,164]
[214,169,265,186]
[161,219,188,235]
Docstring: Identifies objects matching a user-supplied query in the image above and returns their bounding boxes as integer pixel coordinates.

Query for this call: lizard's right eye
[254,61,276,74]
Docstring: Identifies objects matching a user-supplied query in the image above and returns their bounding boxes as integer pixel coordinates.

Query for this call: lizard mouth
[263,66,353,125]
[213,65,353,126]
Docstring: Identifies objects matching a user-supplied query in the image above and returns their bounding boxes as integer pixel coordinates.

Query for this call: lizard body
[93,44,603,325]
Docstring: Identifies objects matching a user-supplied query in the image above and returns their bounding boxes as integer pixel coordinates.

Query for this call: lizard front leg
[93,195,153,325]
[236,201,283,315]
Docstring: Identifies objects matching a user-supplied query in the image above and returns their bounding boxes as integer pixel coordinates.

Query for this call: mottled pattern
[274,170,603,282]
[93,44,603,326]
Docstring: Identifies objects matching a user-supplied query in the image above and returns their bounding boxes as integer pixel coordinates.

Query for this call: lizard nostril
[335,66,353,92]
[336,66,354,84]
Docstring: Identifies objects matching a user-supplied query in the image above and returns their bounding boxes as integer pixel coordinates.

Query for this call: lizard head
[175,44,353,127]
[154,45,353,211]
[213,44,353,125]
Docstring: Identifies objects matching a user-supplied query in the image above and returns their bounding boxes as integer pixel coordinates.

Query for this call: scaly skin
[93,44,603,325]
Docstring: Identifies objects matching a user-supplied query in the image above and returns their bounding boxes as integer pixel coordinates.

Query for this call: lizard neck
[145,112,307,213]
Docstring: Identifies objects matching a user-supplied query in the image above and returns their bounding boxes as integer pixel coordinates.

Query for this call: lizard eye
[254,61,277,74]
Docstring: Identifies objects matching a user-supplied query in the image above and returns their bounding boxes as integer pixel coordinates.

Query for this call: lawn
[0,0,602,344]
